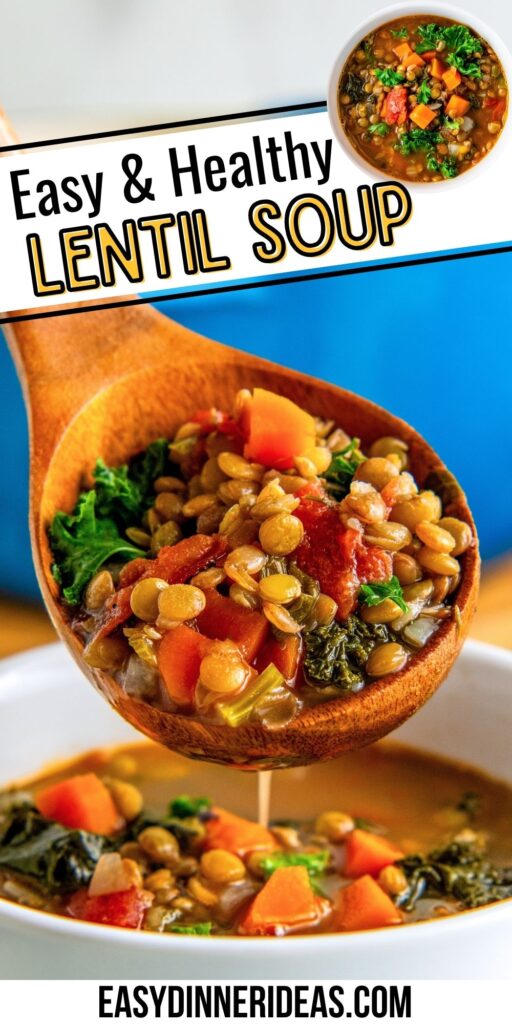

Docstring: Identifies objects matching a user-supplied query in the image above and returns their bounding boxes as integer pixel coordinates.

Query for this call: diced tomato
[97,535,229,638]
[92,585,134,639]
[295,499,392,619]
[244,388,316,469]
[205,807,277,858]
[67,886,152,929]
[35,774,122,836]
[191,409,241,437]
[334,875,402,932]
[344,829,404,879]
[484,97,506,118]
[256,635,302,682]
[295,480,327,501]
[381,86,408,126]
[239,866,326,935]
[356,544,392,587]
[197,590,269,662]
[157,624,212,705]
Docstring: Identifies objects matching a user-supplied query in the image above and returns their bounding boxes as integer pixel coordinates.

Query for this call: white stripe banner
[0,979,509,1024]
[0,108,511,320]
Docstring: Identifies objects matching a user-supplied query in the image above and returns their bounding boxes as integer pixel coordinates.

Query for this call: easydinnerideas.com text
[99,984,412,1020]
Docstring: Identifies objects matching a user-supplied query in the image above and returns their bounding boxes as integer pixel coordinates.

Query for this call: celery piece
[217,663,285,728]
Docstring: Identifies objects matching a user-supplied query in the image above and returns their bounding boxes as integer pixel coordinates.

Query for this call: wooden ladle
[1,107,478,769]
[5,298,479,768]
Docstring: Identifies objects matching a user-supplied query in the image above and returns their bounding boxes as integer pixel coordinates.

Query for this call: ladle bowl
[5,300,480,768]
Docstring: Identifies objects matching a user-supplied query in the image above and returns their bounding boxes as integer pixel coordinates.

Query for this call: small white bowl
[327,2,512,189]
[0,640,511,980]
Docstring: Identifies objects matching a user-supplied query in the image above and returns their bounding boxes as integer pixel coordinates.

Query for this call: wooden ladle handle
[0,108,216,478]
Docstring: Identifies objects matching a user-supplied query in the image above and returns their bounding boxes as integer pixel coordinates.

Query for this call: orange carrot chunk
[240,866,319,935]
[445,95,470,118]
[404,52,425,69]
[35,774,122,836]
[410,104,437,129]
[393,42,413,61]
[157,624,211,706]
[344,829,404,878]
[430,57,447,78]
[256,635,301,682]
[442,67,462,91]
[205,806,278,858]
[335,875,402,932]
[244,388,316,469]
[197,589,269,663]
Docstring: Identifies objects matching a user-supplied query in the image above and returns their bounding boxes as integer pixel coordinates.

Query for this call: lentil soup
[337,15,508,181]
[1,741,511,936]
[48,387,474,731]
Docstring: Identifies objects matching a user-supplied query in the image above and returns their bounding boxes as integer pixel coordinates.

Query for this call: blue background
[1,250,509,600]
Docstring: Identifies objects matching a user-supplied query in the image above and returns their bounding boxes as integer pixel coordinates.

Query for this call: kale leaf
[126,810,202,852]
[259,849,330,880]
[343,73,367,103]
[0,804,111,893]
[391,27,409,39]
[369,122,391,137]
[416,23,482,78]
[398,128,442,154]
[416,79,432,105]
[426,153,458,178]
[359,576,408,613]
[397,840,512,911]
[169,795,212,820]
[304,616,389,692]
[322,439,366,499]
[170,922,213,935]
[49,491,145,605]
[94,438,168,526]
[374,68,405,87]
[49,438,168,604]
[446,52,482,79]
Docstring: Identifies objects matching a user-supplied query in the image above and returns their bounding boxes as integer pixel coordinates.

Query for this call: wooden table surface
[1,557,511,660]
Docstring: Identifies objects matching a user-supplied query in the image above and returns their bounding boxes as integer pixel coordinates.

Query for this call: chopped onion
[122,654,159,698]
[402,617,439,649]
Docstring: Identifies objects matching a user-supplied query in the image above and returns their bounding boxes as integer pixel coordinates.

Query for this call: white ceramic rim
[0,638,511,956]
[326,1,512,190]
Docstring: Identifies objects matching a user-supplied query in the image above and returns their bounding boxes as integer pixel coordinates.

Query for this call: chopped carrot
[345,829,404,879]
[442,67,462,91]
[335,875,402,932]
[404,52,425,69]
[256,635,302,682]
[197,589,269,662]
[421,50,437,60]
[244,388,316,469]
[35,774,122,836]
[410,104,437,130]
[205,807,277,858]
[445,95,470,118]
[157,624,211,706]
[430,57,447,79]
[393,42,412,61]
[240,866,320,935]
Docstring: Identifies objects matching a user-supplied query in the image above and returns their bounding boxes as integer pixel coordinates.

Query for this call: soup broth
[1,741,511,936]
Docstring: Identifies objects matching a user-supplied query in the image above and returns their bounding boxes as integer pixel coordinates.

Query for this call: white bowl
[327,2,512,189]
[0,640,511,980]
